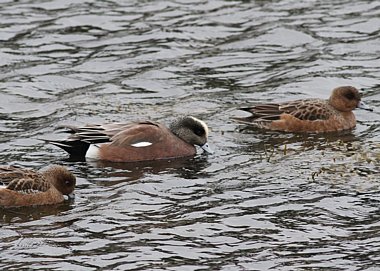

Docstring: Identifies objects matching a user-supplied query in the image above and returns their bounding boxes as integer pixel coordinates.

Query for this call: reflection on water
[1,203,74,224]
[87,156,211,184]
[0,0,379,270]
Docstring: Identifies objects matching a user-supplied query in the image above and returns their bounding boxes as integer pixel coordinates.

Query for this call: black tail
[49,139,90,158]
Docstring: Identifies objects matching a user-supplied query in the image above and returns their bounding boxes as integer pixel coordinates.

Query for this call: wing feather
[280,99,332,121]
[110,122,163,147]
[237,99,333,122]
[50,121,161,157]
[0,166,50,194]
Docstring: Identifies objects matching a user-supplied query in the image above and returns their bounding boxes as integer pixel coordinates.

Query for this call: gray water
[1,0,379,270]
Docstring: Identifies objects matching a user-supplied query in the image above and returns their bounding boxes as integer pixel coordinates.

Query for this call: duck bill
[68,193,75,199]
[201,143,214,154]
[357,101,373,111]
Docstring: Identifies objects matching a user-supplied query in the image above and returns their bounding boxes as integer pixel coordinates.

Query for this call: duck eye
[194,128,204,136]
[344,92,355,100]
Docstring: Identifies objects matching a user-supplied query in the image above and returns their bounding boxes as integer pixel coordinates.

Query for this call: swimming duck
[50,116,213,162]
[0,165,76,207]
[233,86,372,133]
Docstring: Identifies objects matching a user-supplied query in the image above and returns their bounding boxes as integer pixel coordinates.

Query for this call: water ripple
[1,0,379,270]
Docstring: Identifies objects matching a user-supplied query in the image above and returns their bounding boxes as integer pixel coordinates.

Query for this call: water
[1,0,379,270]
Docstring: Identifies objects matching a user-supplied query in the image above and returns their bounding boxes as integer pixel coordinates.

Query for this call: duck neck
[169,121,184,139]
[328,97,350,112]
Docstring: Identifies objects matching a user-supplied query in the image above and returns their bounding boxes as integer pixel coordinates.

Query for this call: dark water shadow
[64,155,211,186]
[236,125,360,151]
[0,201,74,224]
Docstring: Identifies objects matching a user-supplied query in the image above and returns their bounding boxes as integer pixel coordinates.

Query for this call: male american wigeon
[49,116,213,162]
[233,86,373,133]
[0,165,76,207]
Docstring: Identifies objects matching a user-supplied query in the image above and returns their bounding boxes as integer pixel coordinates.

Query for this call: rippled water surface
[1,0,380,270]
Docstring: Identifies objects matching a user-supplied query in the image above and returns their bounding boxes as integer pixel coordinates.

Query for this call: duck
[233,86,373,133]
[49,116,213,162]
[0,165,76,207]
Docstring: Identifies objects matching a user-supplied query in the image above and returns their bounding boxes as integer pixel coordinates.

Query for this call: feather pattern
[0,166,49,194]
[281,99,333,120]
[233,86,368,133]
[240,99,333,122]
[50,121,160,157]
[234,99,335,131]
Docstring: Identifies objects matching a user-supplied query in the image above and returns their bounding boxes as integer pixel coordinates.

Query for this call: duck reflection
[67,155,211,186]
[0,202,74,224]
[236,126,360,154]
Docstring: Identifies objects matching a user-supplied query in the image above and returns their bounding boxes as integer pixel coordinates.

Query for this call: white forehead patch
[189,116,209,138]
[131,142,152,148]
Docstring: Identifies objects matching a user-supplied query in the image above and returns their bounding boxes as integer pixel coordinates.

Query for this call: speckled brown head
[40,165,76,197]
[329,86,362,112]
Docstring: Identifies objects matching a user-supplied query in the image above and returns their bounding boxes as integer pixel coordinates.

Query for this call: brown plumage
[49,116,213,162]
[0,165,76,207]
[233,86,372,133]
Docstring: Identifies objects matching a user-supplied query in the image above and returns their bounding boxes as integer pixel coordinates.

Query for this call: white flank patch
[131,142,152,148]
[86,144,101,159]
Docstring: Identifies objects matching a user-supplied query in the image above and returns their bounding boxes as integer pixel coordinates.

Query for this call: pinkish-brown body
[49,116,212,162]
[96,124,196,162]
